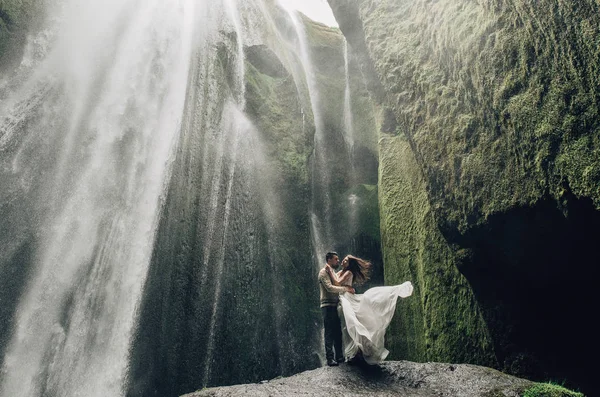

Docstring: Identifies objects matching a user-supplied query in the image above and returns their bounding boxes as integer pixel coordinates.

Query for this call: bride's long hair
[346,255,372,286]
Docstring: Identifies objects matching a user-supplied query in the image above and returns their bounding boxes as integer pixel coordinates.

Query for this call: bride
[326,255,413,365]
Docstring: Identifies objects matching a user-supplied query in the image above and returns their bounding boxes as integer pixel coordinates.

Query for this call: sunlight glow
[277,0,338,27]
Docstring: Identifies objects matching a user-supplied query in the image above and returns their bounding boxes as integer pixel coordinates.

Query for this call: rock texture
[127,5,381,397]
[332,0,600,230]
[182,361,535,397]
[0,0,44,70]
[379,135,495,366]
[328,0,600,395]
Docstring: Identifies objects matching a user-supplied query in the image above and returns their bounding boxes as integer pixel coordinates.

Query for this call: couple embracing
[318,251,413,367]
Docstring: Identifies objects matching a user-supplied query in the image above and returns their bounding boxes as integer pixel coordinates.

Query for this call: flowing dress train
[338,281,413,364]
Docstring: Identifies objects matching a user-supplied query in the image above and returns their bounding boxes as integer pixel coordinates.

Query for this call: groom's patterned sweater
[318,267,347,308]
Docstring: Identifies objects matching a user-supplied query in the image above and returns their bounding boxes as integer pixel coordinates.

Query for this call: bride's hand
[345,287,355,294]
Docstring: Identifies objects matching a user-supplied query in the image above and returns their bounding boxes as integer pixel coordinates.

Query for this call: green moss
[556,135,600,207]
[332,0,599,392]
[338,184,380,243]
[379,134,496,365]
[351,0,600,233]
[300,13,342,48]
[245,58,311,188]
[522,383,584,397]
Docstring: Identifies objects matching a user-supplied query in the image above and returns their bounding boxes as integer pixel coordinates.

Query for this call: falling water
[310,213,326,268]
[0,0,366,394]
[342,39,358,235]
[223,0,246,105]
[201,102,246,387]
[281,12,324,134]
[198,0,250,385]
[342,39,355,163]
[122,1,302,391]
[279,5,333,267]
[0,0,196,396]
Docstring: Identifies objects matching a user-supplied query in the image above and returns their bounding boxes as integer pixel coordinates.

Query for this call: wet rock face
[0,0,44,70]
[182,361,534,397]
[245,45,288,78]
[127,7,381,397]
[127,30,319,397]
[329,0,600,394]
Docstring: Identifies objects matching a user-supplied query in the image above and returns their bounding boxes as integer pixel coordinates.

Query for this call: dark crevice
[451,190,599,396]
[0,238,36,359]
[0,10,15,29]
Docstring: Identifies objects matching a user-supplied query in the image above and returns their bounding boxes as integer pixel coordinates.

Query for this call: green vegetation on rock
[355,0,600,233]
[379,134,496,365]
[302,15,379,159]
[245,49,312,191]
[523,383,584,397]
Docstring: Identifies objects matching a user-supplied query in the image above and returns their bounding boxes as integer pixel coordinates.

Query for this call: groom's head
[326,251,340,269]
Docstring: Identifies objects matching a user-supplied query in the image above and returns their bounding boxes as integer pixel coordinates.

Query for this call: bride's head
[342,255,372,285]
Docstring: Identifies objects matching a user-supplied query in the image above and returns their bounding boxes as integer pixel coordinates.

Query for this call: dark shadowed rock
[182,361,533,397]
[244,45,289,78]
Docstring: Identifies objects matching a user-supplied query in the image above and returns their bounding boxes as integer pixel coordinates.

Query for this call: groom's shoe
[326,359,338,367]
[335,357,345,364]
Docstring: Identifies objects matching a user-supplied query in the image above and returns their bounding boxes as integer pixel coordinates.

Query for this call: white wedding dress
[338,277,413,365]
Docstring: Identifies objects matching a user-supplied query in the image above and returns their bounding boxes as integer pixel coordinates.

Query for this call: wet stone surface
[182,360,533,396]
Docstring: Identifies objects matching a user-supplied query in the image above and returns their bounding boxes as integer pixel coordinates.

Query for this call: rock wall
[127,24,317,397]
[329,0,600,394]
[0,0,44,71]
[0,0,384,395]
[127,5,381,396]
[379,135,496,366]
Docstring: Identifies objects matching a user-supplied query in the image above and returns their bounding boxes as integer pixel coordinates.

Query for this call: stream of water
[0,0,373,395]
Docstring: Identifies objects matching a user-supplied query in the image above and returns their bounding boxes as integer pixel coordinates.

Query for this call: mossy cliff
[302,16,383,287]
[329,0,599,394]
[379,134,496,366]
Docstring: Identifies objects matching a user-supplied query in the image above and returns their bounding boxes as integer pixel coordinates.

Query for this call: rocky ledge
[182,360,542,397]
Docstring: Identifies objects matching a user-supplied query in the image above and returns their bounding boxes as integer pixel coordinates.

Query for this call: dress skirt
[338,281,413,364]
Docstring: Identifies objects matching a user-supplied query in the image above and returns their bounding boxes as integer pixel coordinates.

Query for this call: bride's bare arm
[338,271,352,285]
[326,266,340,285]
[327,267,352,286]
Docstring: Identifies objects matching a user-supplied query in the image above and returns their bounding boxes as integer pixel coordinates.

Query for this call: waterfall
[200,102,244,387]
[125,1,317,393]
[342,39,358,236]
[200,103,269,388]
[0,0,375,395]
[0,1,194,396]
[342,39,355,157]
[279,5,333,268]
[223,0,246,106]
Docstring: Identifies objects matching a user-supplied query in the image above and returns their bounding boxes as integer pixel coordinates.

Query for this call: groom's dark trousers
[322,306,343,362]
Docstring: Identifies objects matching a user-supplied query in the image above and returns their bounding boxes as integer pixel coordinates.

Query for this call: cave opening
[456,191,599,396]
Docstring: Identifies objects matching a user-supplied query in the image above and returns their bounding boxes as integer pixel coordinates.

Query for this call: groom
[318,251,355,366]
